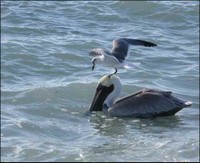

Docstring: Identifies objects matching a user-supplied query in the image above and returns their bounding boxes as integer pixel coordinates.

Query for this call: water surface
[1,1,199,162]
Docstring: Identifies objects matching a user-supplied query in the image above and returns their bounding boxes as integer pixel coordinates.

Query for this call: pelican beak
[89,84,114,112]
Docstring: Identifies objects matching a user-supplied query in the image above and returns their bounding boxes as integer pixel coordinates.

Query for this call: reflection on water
[89,112,183,137]
[83,112,190,162]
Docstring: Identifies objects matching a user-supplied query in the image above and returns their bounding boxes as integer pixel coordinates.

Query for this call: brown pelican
[89,74,192,118]
[89,38,157,73]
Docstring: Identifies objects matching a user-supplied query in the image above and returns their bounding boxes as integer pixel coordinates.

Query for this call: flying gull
[89,74,192,118]
[89,38,157,73]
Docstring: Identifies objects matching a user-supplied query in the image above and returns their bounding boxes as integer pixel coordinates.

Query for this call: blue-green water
[1,1,199,162]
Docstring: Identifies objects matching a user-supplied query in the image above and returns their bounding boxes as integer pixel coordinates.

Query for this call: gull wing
[111,38,157,62]
[108,89,191,118]
[89,48,111,57]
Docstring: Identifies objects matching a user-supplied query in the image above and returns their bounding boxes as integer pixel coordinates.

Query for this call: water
[1,1,199,162]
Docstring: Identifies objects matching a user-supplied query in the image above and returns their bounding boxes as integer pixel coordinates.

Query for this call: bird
[89,74,192,118]
[89,38,157,73]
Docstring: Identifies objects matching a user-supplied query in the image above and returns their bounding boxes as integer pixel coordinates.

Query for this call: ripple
[1,1,199,162]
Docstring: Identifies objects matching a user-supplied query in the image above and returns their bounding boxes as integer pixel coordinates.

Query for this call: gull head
[91,57,101,70]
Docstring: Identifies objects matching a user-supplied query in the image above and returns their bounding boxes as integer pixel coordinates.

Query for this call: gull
[89,38,157,73]
[89,74,192,118]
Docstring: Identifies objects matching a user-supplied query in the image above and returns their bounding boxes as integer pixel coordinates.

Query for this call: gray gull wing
[111,38,157,62]
[89,48,111,57]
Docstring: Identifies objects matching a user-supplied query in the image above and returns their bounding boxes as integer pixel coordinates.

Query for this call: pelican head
[89,74,121,112]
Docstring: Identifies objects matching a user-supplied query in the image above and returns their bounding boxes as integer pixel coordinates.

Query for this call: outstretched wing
[108,89,191,118]
[111,38,157,62]
[122,38,157,47]
[89,48,111,57]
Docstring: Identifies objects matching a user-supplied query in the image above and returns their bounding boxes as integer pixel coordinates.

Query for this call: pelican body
[89,75,192,118]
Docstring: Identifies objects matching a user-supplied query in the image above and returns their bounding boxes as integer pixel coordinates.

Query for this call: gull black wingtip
[153,43,157,47]
[145,42,157,47]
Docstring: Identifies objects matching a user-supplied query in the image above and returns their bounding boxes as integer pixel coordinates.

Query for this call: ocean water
[1,1,199,162]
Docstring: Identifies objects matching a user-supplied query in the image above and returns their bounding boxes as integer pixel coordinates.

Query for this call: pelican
[89,38,157,73]
[89,74,192,118]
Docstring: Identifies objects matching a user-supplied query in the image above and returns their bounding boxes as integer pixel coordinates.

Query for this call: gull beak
[92,61,95,71]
